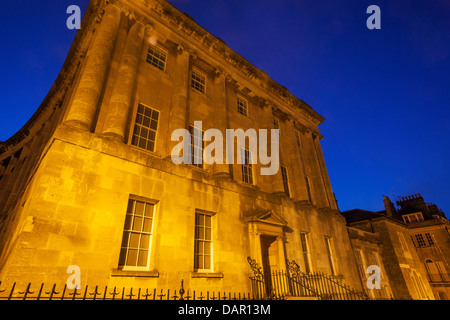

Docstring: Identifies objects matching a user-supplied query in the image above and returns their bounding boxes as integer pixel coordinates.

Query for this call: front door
[260,235,279,296]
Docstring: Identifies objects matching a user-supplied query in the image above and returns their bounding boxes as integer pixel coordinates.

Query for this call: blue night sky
[0,1,449,214]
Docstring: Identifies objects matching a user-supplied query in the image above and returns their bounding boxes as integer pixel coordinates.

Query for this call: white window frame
[130,103,159,152]
[237,95,248,116]
[118,198,157,271]
[191,68,206,94]
[300,232,312,273]
[194,210,215,272]
[240,148,254,185]
[146,44,168,71]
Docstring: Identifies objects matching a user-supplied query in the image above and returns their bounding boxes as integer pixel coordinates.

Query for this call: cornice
[0,0,103,155]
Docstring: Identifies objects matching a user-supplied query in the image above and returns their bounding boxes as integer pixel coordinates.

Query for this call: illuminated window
[194,211,213,271]
[403,213,424,224]
[300,232,311,273]
[241,148,253,184]
[281,165,290,197]
[189,125,204,168]
[146,45,167,71]
[119,199,155,269]
[415,234,426,247]
[131,104,159,152]
[237,96,248,116]
[191,69,206,93]
[324,236,337,275]
[425,233,434,246]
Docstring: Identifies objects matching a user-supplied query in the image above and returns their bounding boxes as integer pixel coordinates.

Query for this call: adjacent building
[342,194,450,300]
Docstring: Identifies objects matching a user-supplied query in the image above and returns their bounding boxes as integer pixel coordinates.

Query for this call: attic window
[403,213,424,224]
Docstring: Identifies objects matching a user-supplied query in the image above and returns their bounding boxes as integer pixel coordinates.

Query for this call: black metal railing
[0,279,262,301]
[247,257,368,300]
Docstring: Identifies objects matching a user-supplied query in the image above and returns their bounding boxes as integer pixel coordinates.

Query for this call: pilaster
[64,5,122,131]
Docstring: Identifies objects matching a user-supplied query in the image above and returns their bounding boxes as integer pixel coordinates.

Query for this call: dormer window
[403,212,424,224]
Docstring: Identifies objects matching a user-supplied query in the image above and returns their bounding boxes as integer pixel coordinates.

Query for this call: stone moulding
[122,0,325,125]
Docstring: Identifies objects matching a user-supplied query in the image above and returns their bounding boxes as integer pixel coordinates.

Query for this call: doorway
[260,235,280,295]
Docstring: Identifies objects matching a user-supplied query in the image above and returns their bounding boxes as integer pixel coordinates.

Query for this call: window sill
[111,269,159,278]
[190,272,224,279]
[127,144,162,159]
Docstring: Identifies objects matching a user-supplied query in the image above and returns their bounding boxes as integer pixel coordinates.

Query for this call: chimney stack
[383,195,396,218]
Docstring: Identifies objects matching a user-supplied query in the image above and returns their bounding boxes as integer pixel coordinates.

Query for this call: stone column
[167,45,190,157]
[270,107,285,194]
[65,5,121,131]
[102,21,146,141]
[312,134,336,209]
[286,118,306,200]
[307,132,327,208]
[211,70,230,177]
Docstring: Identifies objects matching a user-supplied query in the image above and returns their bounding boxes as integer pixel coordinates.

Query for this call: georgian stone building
[0,0,361,294]
[0,0,447,300]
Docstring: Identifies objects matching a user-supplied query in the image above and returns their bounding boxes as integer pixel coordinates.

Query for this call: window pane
[135,202,145,216]
[204,242,211,254]
[133,217,143,231]
[143,218,153,232]
[196,241,204,254]
[129,232,140,248]
[143,116,150,128]
[205,215,211,227]
[148,130,156,142]
[197,255,204,269]
[205,228,211,241]
[138,250,148,267]
[197,227,204,240]
[140,234,150,250]
[138,138,146,149]
[144,204,153,217]
[204,255,211,269]
[144,107,152,117]
[136,114,143,125]
[127,249,138,266]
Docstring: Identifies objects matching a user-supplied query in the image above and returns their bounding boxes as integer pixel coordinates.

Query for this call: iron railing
[0,279,264,301]
[248,257,368,300]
